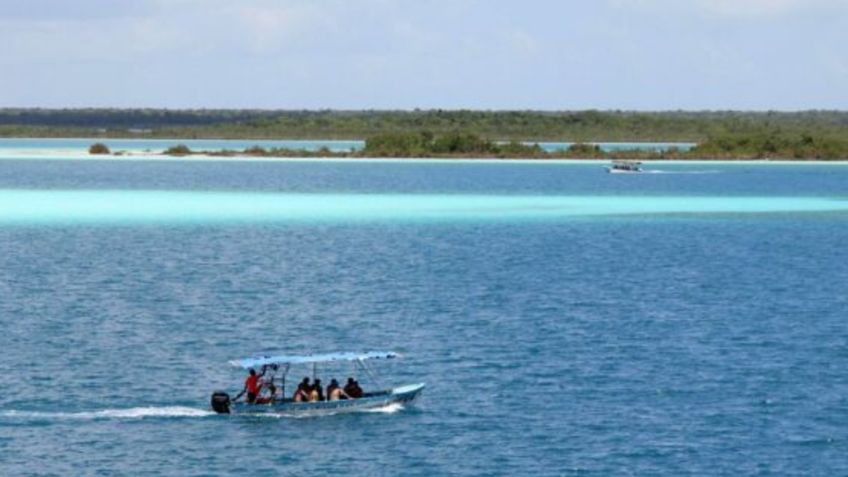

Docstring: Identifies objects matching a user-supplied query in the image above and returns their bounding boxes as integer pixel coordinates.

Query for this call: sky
[0,0,847,110]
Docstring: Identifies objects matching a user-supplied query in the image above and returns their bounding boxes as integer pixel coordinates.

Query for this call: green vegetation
[3,109,847,141]
[91,128,848,160]
[163,144,192,156]
[1,108,845,159]
[363,132,543,157]
[203,146,344,158]
[691,133,848,160]
[88,143,110,154]
[566,143,604,158]
[362,131,848,160]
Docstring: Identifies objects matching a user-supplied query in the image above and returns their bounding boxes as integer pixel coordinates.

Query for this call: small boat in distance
[210,351,424,416]
[605,160,643,174]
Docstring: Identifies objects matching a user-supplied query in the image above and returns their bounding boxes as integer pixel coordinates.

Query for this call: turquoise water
[0,190,846,225]
[0,157,847,475]
[0,138,694,155]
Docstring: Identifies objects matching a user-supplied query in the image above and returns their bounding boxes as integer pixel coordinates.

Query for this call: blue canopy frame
[229,351,399,369]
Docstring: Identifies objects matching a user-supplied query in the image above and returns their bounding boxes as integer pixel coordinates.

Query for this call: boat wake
[0,406,214,421]
[243,402,407,419]
[642,170,720,174]
[363,402,405,414]
[2,402,407,422]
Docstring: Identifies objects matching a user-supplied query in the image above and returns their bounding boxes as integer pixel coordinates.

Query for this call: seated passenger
[293,377,311,402]
[254,383,279,404]
[351,380,363,398]
[344,377,363,399]
[309,378,325,402]
[326,378,339,398]
[327,379,351,401]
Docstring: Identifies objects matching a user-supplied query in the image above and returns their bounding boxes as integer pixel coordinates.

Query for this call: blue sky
[0,0,846,109]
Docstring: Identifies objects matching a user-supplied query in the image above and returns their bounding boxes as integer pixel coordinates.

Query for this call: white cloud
[0,0,845,108]
[233,3,332,53]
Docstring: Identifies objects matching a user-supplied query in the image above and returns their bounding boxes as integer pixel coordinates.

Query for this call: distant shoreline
[1,151,846,165]
[1,134,846,161]
[3,109,847,159]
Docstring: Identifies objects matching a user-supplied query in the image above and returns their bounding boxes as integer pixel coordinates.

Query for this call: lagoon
[0,157,846,476]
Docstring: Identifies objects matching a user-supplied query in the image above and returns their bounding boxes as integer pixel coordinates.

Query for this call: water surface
[0,157,846,476]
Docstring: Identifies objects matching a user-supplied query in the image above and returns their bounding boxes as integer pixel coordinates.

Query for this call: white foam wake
[1,406,214,420]
[1,403,406,421]
[363,402,405,414]
[237,402,407,419]
[643,169,720,174]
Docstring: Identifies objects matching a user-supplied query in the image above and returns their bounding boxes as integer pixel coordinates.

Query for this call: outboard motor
[210,391,231,414]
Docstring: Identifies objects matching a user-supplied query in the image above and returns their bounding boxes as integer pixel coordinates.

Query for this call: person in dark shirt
[343,377,363,398]
[312,379,325,401]
[293,377,311,402]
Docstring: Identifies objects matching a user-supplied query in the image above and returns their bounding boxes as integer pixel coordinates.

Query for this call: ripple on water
[1,162,848,476]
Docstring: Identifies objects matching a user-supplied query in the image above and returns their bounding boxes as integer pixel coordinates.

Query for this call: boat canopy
[229,351,399,369]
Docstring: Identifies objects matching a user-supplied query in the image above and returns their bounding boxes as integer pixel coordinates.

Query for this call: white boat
[605,160,643,173]
[210,351,424,416]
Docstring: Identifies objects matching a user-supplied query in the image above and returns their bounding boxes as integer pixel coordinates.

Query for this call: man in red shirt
[237,367,266,403]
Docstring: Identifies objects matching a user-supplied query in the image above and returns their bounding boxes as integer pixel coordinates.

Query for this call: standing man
[236,366,266,404]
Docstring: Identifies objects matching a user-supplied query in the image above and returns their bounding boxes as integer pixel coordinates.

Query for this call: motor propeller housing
[210,391,231,414]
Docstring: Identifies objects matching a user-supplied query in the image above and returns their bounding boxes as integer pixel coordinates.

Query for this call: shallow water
[0,190,846,225]
[0,158,847,476]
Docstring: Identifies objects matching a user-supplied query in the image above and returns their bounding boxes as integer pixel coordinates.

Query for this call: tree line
[85,130,847,160]
[2,108,847,142]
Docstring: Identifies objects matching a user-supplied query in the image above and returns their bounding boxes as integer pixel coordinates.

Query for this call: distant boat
[210,351,424,416]
[605,160,643,174]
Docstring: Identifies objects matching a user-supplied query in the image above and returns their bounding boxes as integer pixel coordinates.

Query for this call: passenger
[326,379,339,398]
[344,377,363,399]
[309,378,325,401]
[293,377,311,402]
[327,379,351,401]
[254,383,279,404]
[239,367,266,404]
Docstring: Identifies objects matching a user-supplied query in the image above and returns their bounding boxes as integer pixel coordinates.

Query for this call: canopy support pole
[357,359,383,389]
[281,364,290,399]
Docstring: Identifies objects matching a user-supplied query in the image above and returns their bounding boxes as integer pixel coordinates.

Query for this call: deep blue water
[1,159,847,476]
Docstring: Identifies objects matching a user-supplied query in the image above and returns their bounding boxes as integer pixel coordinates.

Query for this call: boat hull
[227,383,425,416]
